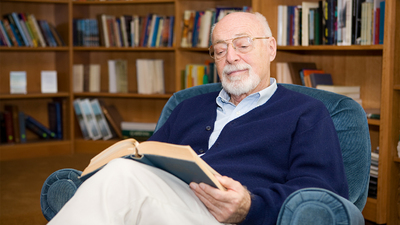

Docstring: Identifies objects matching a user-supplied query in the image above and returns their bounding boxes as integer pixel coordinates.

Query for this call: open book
[80,139,225,190]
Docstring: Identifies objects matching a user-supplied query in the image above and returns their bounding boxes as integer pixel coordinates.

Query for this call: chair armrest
[277,188,365,225]
[40,168,83,221]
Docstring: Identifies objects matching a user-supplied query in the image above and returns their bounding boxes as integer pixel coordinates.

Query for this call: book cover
[48,101,63,139]
[79,98,102,140]
[80,139,225,191]
[378,1,385,44]
[309,73,333,88]
[90,99,113,140]
[25,114,56,139]
[4,105,19,143]
[18,111,27,143]
[89,64,101,92]
[9,71,27,94]
[41,70,58,93]
[99,101,123,139]
[3,111,14,143]
[73,99,90,140]
[73,64,84,93]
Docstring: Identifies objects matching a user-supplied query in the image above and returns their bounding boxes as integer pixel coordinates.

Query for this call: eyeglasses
[209,36,269,60]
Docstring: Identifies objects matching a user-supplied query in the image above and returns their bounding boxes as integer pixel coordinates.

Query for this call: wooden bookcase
[0,0,398,224]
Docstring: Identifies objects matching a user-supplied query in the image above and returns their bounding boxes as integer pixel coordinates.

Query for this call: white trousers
[48,158,223,225]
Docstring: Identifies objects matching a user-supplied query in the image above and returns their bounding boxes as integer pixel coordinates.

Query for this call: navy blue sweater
[149,85,349,225]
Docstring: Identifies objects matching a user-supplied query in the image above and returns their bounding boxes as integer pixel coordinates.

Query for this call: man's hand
[189,175,251,224]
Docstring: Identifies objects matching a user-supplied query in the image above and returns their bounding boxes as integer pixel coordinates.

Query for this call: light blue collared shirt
[208,78,278,149]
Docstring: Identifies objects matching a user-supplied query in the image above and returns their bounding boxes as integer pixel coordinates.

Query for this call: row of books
[368,147,379,198]
[73,98,156,141]
[182,62,218,89]
[277,0,385,46]
[95,14,175,48]
[9,70,58,94]
[275,61,362,105]
[0,102,63,144]
[73,59,165,95]
[0,12,66,47]
[180,6,252,48]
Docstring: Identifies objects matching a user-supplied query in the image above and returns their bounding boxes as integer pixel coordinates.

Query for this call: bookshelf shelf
[72,0,175,5]
[1,0,69,3]
[368,118,380,126]
[73,92,172,99]
[0,47,69,51]
[277,45,384,51]
[0,140,72,161]
[73,47,175,52]
[0,93,70,100]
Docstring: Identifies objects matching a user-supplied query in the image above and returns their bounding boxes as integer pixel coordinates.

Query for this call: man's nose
[225,43,240,63]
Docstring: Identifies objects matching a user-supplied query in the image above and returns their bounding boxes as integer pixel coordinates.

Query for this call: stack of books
[369,147,379,198]
[316,85,362,105]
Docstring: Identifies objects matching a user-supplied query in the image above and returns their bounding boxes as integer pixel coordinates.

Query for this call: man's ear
[267,37,277,62]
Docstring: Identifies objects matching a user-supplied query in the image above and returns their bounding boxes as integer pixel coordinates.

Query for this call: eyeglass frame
[208,36,270,60]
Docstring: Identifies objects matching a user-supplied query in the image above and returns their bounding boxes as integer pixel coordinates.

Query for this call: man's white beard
[221,63,261,96]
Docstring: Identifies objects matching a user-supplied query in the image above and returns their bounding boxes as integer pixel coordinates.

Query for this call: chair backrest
[155,83,371,211]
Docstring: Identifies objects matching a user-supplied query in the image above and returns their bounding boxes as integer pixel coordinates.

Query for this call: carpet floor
[0,153,95,225]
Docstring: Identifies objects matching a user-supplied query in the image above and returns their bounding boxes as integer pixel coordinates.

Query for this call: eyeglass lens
[210,37,253,59]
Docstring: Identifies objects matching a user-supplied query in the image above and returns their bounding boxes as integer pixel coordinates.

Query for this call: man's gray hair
[210,12,273,42]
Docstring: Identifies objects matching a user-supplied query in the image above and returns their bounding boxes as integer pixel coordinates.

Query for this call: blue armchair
[41,83,371,224]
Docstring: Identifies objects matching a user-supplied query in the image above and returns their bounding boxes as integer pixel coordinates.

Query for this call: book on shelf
[73,18,99,47]
[300,69,325,87]
[276,0,385,46]
[378,1,385,44]
[73,99,90,140]
[97,13,174,48]
[108,59,128,93]
[98,100,123,139]
[287,62,317,85]
[73,64,84,93]
[0,112,8,143]
[78,98,102,140]
[25,114,56,139]
[18,111,27,143]
[136,59,165,94]
[316,85,362,104]
[73,64,101,93]
[309,73,333,88]
[121,122,157,141]
[9,71,27,94]
[4,105,20,143]
[3,111,14,143]
[275,62,293,84]
[41,70,58,93]
[90,99,113,140]
[80,138,225,191]
[1,12,66,47]
[48,101,63,140]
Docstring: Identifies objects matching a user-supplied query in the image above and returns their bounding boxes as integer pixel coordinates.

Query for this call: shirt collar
[216,78,277,107]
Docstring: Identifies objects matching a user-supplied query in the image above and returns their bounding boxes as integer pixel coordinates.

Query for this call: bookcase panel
[0,51,70,94]
[73,51,175,94]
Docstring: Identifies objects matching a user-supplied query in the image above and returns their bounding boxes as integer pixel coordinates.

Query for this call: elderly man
[48,12,348,225]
